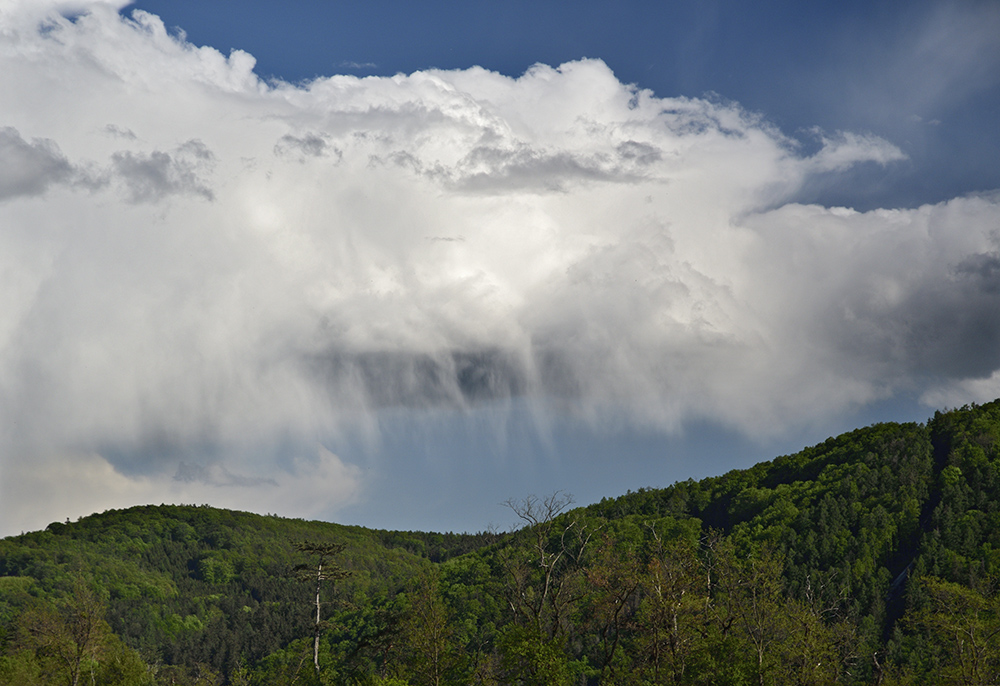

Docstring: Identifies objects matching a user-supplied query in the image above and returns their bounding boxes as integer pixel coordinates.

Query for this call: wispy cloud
[810,1,1000,130]
[339,60,377,71]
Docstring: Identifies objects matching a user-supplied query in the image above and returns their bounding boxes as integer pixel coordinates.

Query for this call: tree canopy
[5,401,1000,683]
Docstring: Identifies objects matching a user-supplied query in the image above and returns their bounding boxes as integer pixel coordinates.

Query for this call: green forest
[5,400,1000,685]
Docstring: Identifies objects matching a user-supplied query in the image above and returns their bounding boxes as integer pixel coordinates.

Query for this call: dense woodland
[4,401,1000,684]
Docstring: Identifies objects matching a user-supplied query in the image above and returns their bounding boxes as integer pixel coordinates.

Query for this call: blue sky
[0,0,998,535]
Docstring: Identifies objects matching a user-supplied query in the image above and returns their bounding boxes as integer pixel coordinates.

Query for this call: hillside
[3,401,1000,684]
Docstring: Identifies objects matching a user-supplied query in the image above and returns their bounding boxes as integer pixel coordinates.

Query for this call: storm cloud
[0,1,998,534]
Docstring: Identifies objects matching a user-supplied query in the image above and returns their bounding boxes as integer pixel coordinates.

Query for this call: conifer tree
[293,542,351,674]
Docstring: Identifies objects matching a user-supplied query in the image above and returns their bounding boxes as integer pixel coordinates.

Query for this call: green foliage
[0,506,450,681]
[9,401,1000,683]
[496,625,577,686]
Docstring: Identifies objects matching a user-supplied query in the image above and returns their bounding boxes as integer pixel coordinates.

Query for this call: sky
[1,0,999,536]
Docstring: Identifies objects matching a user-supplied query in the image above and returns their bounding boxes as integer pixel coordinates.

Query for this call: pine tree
[293,542,351,674]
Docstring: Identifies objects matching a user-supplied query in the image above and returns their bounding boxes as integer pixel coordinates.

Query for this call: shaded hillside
[3,401,1000,684]
[587,420,936,631]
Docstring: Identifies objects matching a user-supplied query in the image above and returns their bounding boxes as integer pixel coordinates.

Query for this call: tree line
[4,401,1000,684]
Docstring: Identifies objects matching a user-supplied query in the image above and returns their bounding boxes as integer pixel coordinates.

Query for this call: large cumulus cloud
[1,2,997,533]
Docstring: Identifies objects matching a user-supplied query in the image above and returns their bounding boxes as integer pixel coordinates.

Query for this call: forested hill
[4,401,1000,685]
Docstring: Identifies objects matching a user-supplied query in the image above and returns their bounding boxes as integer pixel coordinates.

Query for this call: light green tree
[18,579,110,686]
[911,576,1000,685]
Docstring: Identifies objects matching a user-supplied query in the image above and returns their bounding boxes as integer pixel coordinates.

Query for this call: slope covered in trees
[3,401,1000,684]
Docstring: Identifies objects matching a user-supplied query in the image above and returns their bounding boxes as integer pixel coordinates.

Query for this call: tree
[909,576,1000,685]
[493,493,596,685]
[394,574,466,686]
[717,543,786,686]
[496,625,574,686]
[581,533,643,683]
[633,533,709,685]
[18,579,111,686]
[500,493,595,639]
[293,542,351,675]
[711,541,843,686]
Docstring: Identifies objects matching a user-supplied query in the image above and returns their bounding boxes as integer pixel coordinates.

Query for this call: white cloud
[0,2,998,534]
[804,130,906,174]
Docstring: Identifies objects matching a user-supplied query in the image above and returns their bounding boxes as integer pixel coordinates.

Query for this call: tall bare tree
[293,542,351,674]
[501,492,596,639]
